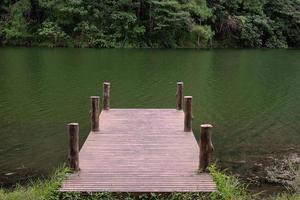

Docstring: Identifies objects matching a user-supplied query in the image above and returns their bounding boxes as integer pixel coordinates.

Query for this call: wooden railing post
[68,123,80,172]
[91,96,100,131]
[176,82,183,110]
[184,96,192,132]
[103,82,110,110]
[199,124,214,173]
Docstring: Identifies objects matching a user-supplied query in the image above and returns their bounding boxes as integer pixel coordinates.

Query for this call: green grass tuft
[0,164,299,200]
[0,165,70,200]
[209,164,254,200]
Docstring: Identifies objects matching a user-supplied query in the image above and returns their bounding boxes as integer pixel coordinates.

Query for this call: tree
[207,0,298,47]
[0,0,299,47]
[38,21,68,46]
[264,0,300,47]
[148,0,191,47]
[192,25,214,47]
[1,0,32,45]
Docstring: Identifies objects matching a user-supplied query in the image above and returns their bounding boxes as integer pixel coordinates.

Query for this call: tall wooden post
[68,123,80,172]
[103,82,110,110]
[176,82,183,110]
[199,124,214,172]
[184,96,192,132]
[91,96,100,131]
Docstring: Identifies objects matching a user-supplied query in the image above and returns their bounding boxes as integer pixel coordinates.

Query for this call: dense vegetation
[0,165,299,200]
[0,0,299,48]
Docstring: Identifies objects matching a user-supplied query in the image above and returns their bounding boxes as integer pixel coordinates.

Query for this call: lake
[0,48,299,191]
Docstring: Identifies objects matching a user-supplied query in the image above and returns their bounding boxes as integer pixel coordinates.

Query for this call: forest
[0,0,299,48]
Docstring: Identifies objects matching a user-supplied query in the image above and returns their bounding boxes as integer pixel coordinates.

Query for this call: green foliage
[0,0,299,47]
[192,25,214,47]
[184,0,213,22]
[0,165,70,200]
[209,165,254,200]
[0,164,299,200]
[264,0,300,47]
[208,0,299,48]
[149,0,191,47]
[0,0,213,47]
[237,13,288,48]
[1,0,32,45]
[38,21,68,46]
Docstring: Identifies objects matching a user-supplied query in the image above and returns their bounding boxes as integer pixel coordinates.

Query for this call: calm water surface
[0,48,299,188]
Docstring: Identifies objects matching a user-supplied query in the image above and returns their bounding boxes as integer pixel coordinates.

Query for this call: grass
[0,166,68,200]
[0,165,299,200]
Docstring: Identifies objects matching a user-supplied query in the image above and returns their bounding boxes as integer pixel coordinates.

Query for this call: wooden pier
[60,82,216,192]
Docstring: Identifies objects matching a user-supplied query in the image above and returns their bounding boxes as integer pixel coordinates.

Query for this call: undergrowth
[0,165,299,200]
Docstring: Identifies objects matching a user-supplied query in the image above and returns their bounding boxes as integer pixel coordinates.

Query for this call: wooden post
[103,82,110,110]
[176,82,183,110]
[91,96,100,131]
[199,124,214,173]
[68,123,80,172]
[184,96,192,132]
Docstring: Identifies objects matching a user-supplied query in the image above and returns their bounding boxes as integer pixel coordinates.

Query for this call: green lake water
[0,48,299,190]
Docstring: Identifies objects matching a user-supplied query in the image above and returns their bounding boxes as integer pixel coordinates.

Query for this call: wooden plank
[60,109,216,192]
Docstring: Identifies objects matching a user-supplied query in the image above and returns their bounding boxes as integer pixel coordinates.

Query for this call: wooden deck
[60,109,216,192]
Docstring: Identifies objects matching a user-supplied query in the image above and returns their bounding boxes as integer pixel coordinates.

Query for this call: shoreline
[0,45,299,49]
[0,165,299,200]
[1,151,299,194]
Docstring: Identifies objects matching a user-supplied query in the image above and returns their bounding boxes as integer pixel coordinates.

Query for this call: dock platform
[60,82,216,192]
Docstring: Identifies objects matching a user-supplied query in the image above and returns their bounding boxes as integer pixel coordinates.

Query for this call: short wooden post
[184,96,192,132]
[199,124,214,172]
[176,82,183,110]
[91,96,100,131]
[68,123,80,172]
[103,82,110,110]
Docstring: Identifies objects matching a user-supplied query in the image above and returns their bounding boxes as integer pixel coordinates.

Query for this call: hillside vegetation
[0,0,299,48]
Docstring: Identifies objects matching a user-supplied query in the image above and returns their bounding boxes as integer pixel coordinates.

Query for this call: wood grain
[103,82,110,110]
[68,123,80,172]
[199,124,214,172]
[61,109,216,192]
[90,96,100,131]
[184,97,192,132]
[176,82,183,110]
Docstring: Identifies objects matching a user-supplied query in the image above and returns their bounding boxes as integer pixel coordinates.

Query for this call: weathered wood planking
[60,109,216,192]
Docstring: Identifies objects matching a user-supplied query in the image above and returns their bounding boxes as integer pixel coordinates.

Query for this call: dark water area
[0,48,299,193]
